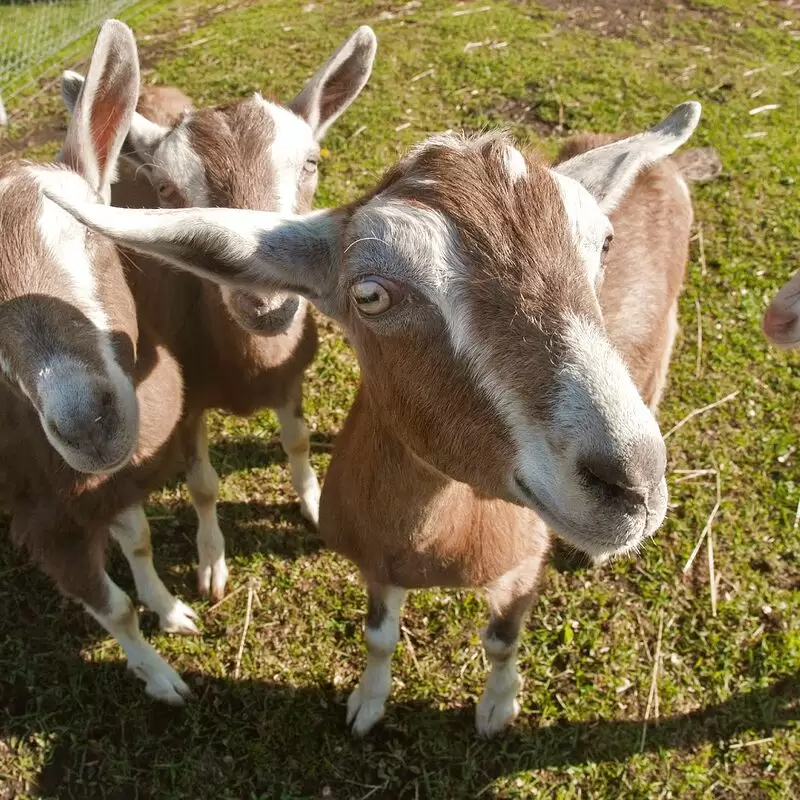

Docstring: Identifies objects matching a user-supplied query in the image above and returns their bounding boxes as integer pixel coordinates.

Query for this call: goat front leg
[347,583,406,736]
[30,524,191,704]
[477,556,544,736]
[186,413,228,601]
[274,384,321,526]
[110,504,199,634]
[86,573,192,704]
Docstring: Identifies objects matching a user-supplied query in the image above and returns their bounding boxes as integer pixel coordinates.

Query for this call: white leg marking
[110,505,199,634]
[85,574,192,704]
[347,587,406,736]
[187,415,228,601]
[475,630,523,737]
[275,403,321,527]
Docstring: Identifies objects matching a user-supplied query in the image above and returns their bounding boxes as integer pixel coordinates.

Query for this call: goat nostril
[99,390,114,413]
[579,457,648,507]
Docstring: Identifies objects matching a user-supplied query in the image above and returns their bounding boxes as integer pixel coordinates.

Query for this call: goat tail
[672,146,722,182]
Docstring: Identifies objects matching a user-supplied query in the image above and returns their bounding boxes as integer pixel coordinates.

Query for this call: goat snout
[38,363,138,474]
[578,435,667,510]
[224,289,302,337]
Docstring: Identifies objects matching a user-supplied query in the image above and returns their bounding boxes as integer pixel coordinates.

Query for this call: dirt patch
[531,0,717,38]
[494,91,569,137]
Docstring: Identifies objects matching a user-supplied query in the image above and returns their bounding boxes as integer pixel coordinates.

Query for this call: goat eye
[351,278,395,316]
[303,158,318,175]
[602,234,613,255]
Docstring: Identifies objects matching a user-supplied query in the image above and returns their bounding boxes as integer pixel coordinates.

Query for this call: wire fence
[0,0,140,124]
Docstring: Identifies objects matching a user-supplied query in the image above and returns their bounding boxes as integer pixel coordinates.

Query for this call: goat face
[0,21,141,474]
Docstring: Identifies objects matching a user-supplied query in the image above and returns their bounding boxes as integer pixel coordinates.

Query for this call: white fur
[347,587,406,736]
[154,123,210,206]
[552,171,612,284]
[30,168,111,332]
[186,415,228,601]
[512,312,664,558]
[476,631,523,736]
[554,101,701,213]
[276,403,321,526]
[504,146,527,182]
[257,96,318,213]
[676,174,691,202]
[85,574,192,704]
[111,505,199,634]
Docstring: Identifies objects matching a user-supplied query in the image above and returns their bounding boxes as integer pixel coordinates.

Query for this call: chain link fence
[0,0,141,124]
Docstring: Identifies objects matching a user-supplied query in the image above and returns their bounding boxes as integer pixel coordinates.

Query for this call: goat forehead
[348,200,459,290]
[255,95,315,149]
[25,167,111,331]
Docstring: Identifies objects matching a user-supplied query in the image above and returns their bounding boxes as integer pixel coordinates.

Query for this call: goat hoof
[197,559,228,602]
[346,685,386,736]
[130,649,192,705]
[300,500,320,529]
[159,598,200,635]
[475,692,520,737]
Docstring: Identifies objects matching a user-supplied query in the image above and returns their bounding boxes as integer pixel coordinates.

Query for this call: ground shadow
[206,432,337,480]
[1,590,796,799]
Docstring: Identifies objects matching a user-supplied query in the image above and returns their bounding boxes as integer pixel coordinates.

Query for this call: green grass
[1,0,799,797]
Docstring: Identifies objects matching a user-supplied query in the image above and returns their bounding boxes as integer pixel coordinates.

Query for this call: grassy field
[1,0,799,797]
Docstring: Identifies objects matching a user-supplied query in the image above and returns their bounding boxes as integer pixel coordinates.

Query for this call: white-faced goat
[763,270,800,348]
[59,24,378,601]
[50,102,716,734]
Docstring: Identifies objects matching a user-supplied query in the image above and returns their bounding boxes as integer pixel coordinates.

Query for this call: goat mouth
[59,439,136,476]
[513,473,646,556]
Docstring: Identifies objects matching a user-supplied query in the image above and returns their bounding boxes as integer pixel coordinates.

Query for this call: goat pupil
[354,281,389,313]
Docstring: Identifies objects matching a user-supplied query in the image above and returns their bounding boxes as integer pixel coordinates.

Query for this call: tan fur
[313,130,701,735]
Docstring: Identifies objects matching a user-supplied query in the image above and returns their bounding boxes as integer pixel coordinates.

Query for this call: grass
[1,0,799,797]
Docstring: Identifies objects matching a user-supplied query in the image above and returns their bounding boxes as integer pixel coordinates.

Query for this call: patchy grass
[1,0,799,797]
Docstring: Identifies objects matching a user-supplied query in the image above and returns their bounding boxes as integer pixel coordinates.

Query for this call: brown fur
[321,132,696,616]
[0,164,192,613]
[113,95,318,417]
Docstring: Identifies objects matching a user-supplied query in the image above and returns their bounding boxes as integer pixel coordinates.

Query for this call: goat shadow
[0,588,796,799]
[138,432,339,578]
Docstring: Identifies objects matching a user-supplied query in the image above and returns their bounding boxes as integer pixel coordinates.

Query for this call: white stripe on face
[552,171,612,285]
[256,95,317,214]
[154,123,211,207]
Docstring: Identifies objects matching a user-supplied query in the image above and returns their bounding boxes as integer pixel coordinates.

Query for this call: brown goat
[1,21,198,704]
[49,103,715,733]
[60,26,378,600]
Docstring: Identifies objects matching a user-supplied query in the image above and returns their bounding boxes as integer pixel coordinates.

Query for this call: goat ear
[60,20,140,203]
[289,25,377,140]
[554,102,702,213]
[61,69,85,114]
[62,67,169,169]
[124,113,170,167]
[41,193,339,305]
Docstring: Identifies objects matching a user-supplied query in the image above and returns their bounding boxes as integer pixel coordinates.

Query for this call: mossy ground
[0,1,798,797]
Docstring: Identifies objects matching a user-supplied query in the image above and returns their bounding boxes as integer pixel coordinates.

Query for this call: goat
[60,25,378,601]
[49,102,711,734]
[0,20,198,704]
[763,270,800,348]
